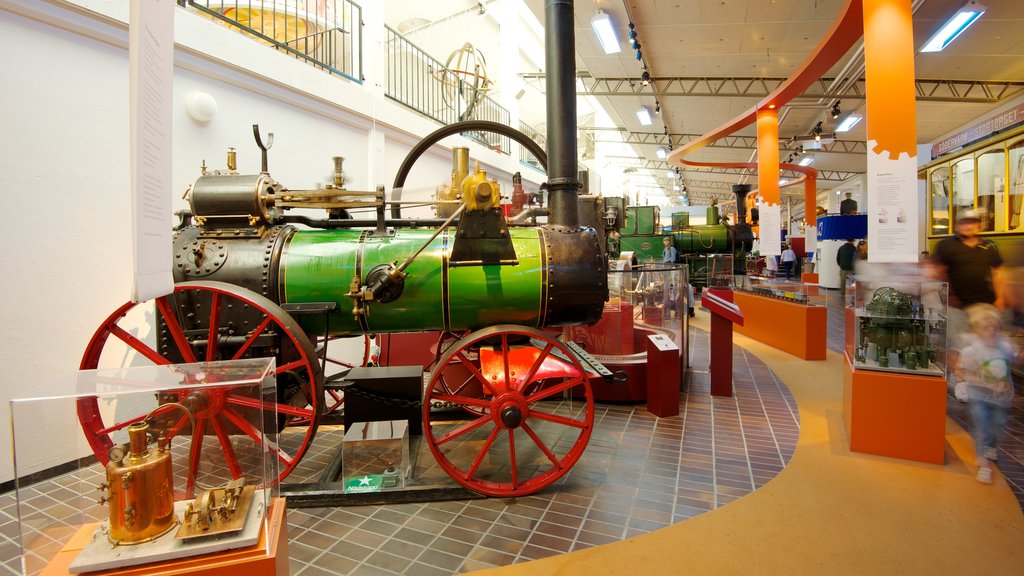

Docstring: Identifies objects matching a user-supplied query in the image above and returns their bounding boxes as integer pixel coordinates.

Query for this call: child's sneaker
[983,447,998,461]
[976,466,993,484]
[953,381,968,403]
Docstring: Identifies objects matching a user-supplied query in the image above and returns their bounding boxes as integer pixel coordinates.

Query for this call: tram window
[951,158,975,226]
[976,149,1006,232]
[930,167,950,235]
[1010,140,1024,231]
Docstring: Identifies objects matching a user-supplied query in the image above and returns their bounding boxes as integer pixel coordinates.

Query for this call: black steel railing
[187,0,363,84]
[383,25,510,155]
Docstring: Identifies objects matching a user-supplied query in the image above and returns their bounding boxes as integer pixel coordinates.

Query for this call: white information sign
[130,0,175,302]
[757,203,782,256]
[865,142,919,263]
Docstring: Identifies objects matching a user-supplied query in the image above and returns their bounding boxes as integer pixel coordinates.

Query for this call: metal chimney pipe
[732,184,752,222]
[544,0,580,229]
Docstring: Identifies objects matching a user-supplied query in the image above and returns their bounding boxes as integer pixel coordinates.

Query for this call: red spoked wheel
[77,281,323,487]
[423,325,594,497]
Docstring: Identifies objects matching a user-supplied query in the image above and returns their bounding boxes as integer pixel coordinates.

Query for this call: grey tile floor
[1,325,800,575]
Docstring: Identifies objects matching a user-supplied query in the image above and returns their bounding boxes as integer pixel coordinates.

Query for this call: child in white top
[955,304,1020,484]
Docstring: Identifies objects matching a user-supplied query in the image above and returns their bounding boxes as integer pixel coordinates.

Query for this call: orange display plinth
[801,272,819,284]
[42,498,288,576]
[732,291,826,360]
[842,355,947,464]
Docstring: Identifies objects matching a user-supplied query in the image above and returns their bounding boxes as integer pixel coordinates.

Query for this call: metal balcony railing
[187,0,363,84]
[518,121,546,174]
[383,25,511,155]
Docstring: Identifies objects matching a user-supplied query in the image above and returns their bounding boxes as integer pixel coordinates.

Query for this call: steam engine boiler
[78,1,610,498]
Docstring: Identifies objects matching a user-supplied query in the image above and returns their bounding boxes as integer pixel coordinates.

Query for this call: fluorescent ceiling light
[921,1,985,53]
[779,179,789,186]
[665,170,674,178]
[656,146,668,159]
[836,114,862,132]
[591,11,621,54]
[798,156,814,166]
[636,106,653,125]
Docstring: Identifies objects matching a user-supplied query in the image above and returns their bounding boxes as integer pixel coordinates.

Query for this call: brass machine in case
[97,421,178,545]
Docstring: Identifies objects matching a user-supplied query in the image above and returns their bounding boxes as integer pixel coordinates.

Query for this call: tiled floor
[1,326,800,576]
[822,289,1024,509]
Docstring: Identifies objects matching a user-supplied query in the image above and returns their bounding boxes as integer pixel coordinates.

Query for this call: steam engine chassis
[76,1,608,498]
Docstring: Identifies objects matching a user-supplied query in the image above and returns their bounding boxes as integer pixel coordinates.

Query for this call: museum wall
[0,0,536,482]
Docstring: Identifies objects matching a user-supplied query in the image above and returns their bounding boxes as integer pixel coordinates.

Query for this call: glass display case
[846,278,948,375]
[563,259,689,402]
[10,359,278,576]
[684,253,733,291]
[732,275,831,307]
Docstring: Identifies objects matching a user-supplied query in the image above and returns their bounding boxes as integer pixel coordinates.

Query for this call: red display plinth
[703,289,744,397]
[645,334,680,417]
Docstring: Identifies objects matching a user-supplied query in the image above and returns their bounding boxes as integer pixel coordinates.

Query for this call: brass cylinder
[105,423,177,545]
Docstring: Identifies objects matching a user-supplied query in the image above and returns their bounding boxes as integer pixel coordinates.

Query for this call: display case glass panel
[564,260,689,401]
[732,275,832,307]
[10,359,277,576]
[685,253,733,291]
[846,278,948,375]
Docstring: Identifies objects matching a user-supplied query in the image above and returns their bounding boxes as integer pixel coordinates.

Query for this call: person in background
[837,238,856,289]
[840,192,858,215]
[933,209,1004,400]
[780,243,797,278]
[661,237,695,317]
[955,304,1019,484]
[662,236,678,263]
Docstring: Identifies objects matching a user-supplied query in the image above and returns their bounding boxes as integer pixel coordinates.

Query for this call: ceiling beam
[616,158,861,182]
[520,74,1024,103]
[580,129,868,154]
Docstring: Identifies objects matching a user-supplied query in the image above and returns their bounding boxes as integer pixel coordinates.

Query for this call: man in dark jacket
[840,192,858,215]
[836,239,857,289]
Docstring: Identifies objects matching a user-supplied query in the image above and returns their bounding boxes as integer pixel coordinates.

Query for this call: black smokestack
[544,0,580,229]
[732,184,752,222]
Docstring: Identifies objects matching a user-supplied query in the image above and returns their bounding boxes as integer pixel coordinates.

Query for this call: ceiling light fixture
[831,101,841,119]
[636,106,653,125]
[656,146,668,159]
[813,121,823,141]
[836,113,862,132]
[798,155,814,166]
[921,1,985,53]
[641,69,651,86]
[591,10,621,54]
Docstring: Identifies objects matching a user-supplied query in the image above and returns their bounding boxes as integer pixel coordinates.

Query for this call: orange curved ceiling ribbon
[674,158,818,183]
[667,0,865,166]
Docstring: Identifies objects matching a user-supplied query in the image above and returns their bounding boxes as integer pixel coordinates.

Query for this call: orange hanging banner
[756,108,782,256]
[804,175,819,259]
[863,0,919,262]
[756,109,780,206]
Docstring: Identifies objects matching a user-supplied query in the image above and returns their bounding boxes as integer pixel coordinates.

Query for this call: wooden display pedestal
[41,498,288,576]
[732,291,826,360]
[842,355,947,464]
